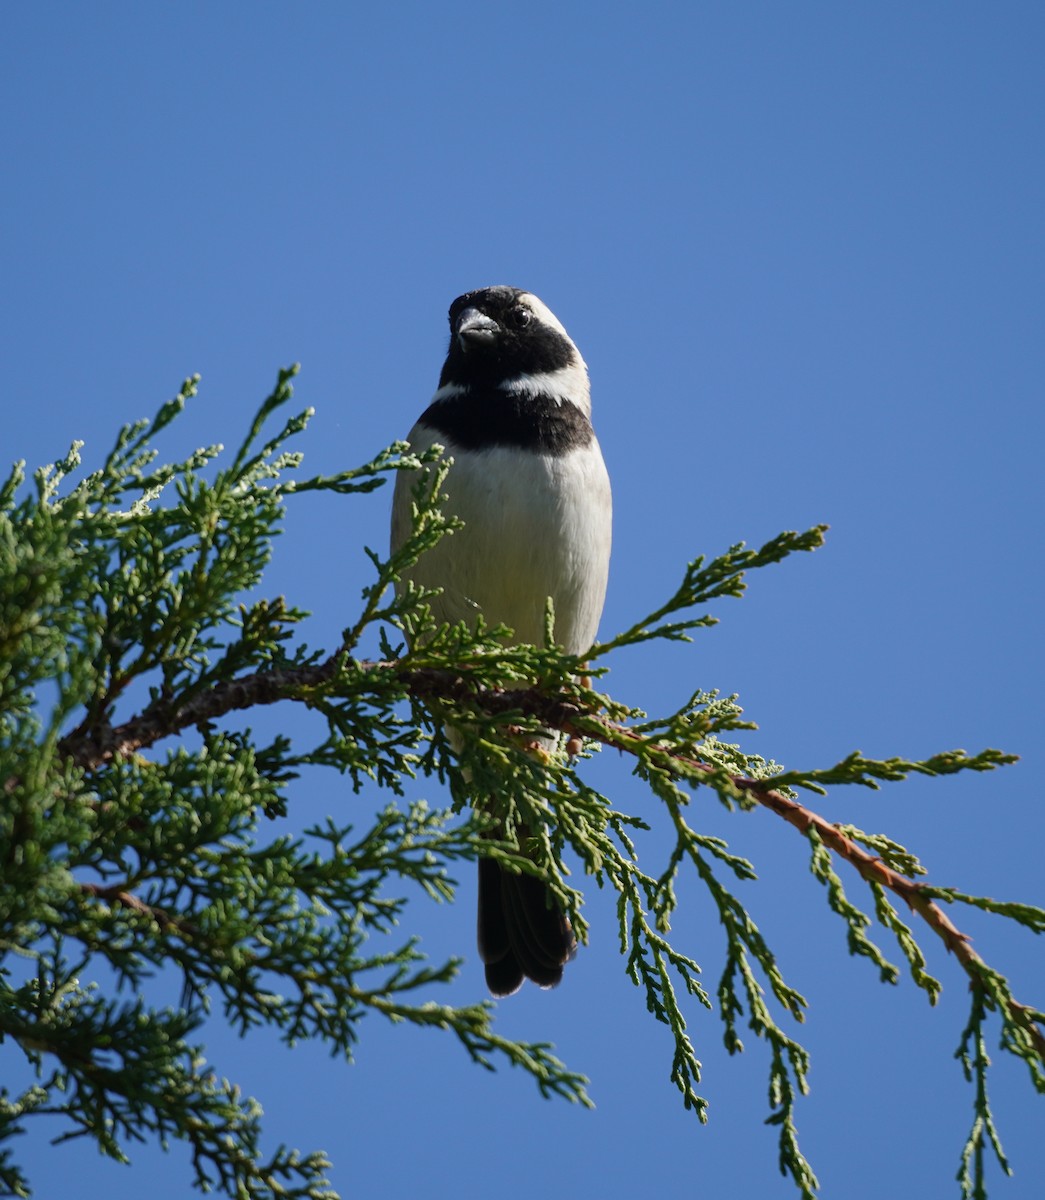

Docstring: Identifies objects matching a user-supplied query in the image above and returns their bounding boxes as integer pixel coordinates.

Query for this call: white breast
[392,424,612,655]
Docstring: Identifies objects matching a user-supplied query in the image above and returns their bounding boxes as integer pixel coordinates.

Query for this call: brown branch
[80,882,195,937]
[385,675,1045,1061]
[56,657,1044,1061]
[550,705,1045,1064]
[57,657,347,771]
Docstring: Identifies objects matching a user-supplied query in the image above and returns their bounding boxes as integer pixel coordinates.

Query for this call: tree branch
[55,656,1044,1064]
[57,657,347,770]
[79,881,196,938]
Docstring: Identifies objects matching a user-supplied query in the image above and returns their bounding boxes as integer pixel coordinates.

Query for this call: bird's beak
[455,307,499,349]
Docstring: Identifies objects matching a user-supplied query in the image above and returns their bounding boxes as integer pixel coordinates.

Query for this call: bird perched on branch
[391,286,612,996]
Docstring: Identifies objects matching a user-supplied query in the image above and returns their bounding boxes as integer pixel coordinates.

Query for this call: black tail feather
[477,859,576,997]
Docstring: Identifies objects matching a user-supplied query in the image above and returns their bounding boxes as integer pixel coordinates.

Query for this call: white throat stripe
[499,363,591,411]
[429,382,468,403]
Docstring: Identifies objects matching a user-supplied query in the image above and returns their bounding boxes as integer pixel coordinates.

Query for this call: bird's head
[439,287,588,402]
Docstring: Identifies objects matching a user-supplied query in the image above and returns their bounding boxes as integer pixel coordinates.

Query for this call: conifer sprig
[0,372,1037,1199]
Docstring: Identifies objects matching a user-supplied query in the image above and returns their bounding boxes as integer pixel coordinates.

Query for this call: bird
[390,286,612,996]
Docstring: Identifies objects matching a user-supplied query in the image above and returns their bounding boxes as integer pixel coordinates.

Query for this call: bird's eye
[507,306,532,329]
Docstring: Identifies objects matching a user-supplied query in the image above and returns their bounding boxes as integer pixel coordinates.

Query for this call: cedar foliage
[1,370,1041,1199]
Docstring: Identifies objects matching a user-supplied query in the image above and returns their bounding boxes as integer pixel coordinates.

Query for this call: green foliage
[0,372,1040,1199]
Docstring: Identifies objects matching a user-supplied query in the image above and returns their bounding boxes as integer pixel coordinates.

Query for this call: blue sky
[3,4,1043,1198]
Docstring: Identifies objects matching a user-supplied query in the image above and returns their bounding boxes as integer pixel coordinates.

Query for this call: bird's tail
[477,857,577,997]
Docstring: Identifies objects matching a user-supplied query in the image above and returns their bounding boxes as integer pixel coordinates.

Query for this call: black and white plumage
[391,286,612,996]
